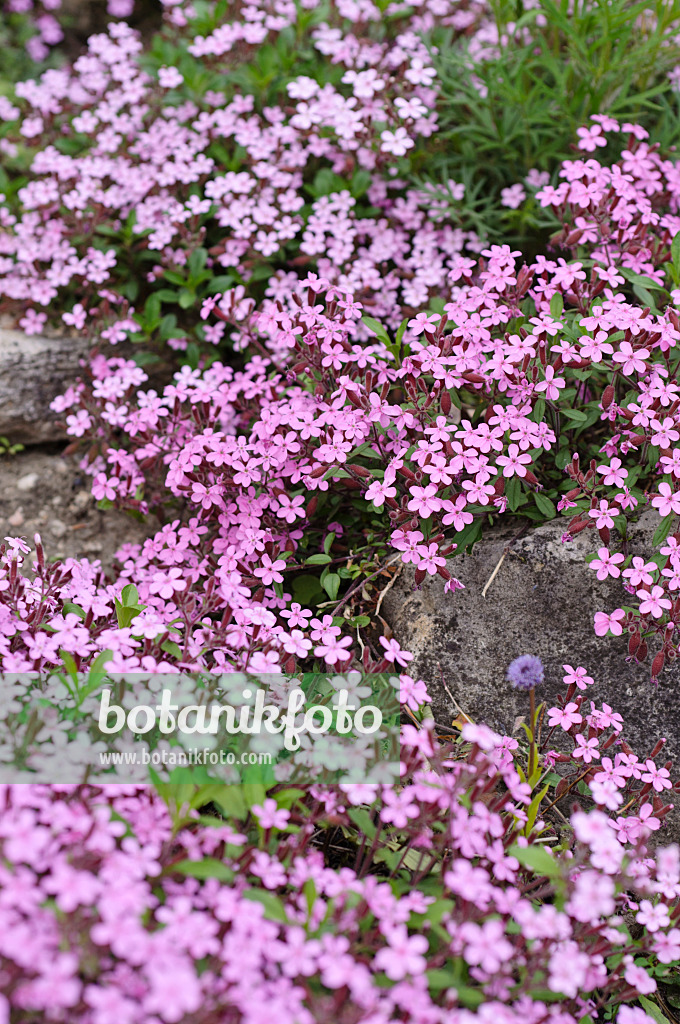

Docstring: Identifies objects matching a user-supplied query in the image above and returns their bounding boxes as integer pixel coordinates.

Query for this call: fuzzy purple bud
[507,655,544,690]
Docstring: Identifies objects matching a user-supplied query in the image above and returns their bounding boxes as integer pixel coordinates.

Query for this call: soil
[0,444,153,573]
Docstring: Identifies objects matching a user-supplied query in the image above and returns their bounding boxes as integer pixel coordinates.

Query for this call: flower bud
[652,651,665,678]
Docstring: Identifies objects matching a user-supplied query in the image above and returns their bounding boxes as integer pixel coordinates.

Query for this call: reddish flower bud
[414,568,426,587]
[565,228,584,246]
[652,652,665,678]
[601,384,615,410]
[306,497,318,517]
[440,390,452,415]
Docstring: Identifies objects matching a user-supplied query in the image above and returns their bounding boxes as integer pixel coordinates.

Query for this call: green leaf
[395,318,409,346]
[509,843,561,878]
[305,553,332,565]
[532,397,545,423]
[211,786,248,820]
[452,518,483,552]
[550,292,564,319]
[62,602,86,620]
[426,968,460,993]
[361,315,390,345]
[322,572,340,601]
[348,807,377,838]
[173,858,234,882]
[560,408,588,423]
[533,492,556,519]
[525,783,550,834]
[121,584,140,607]
[242,889,288,922]
[639,995,672,1024]
[506,476,522,512]
[83,649,114,695]
[653,513,675,547]
[672,233,680,272]
[115,599,143,629]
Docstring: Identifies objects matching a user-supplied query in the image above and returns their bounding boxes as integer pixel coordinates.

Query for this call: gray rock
[0,329,89,443]
[16,473,39,492]
[383,512,680,836]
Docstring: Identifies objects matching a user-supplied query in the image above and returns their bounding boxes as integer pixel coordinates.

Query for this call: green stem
[528,687,537,779]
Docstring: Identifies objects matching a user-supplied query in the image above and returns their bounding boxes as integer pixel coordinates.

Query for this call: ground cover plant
[5,1,680,1022]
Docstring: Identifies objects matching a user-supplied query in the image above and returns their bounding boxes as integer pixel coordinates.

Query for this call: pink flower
[460,920,513,974]
[407,312,440,336]
[593,609,625,636]
[588,500,618,529]
[636,585,672,619]
[534,365,566,400]
[562,664,594,689]
[379,636,413,667]
[374,927,428,980]
[148,567,187,600]
[652,482,680,517]
[314,635,352,665]
[613,341,649,374]
[597,458,627,486]
[496,443,532,478]
[254,554,287,586]
[547,702,582,730]
[251,798,290,830]
[407,484,442,518]
[589,547,624,580]
[573,734,600,763]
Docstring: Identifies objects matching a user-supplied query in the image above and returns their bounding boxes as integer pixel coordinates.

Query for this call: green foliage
[428,0,680,247]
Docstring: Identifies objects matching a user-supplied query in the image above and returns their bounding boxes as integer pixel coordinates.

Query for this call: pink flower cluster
[0,665,676,1023]
[0,3,493,335]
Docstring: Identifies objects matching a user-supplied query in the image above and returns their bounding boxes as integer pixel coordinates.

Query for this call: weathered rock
[0,329,90,443]
[0,447,155,569]
[383,512,680,837]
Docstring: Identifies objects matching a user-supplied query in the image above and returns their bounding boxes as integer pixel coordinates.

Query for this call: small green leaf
[560,408,588,423]
[361,315,390,345]
[533,492,556,519]
[506,476,522,512]
[322,572,340,601]
[671,232,680,272]
[653,513,675,547]
[550,293,563,319]
[395,318,409,346]
[305,553,332,565]
[639,994,672,1024]
[242,889,288,922]
[121,584,139,607]
[173,859,234,882]
[509,843,561,878]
